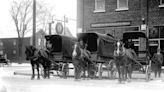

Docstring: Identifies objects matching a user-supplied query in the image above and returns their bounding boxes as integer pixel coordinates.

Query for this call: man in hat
[152,48,163,78]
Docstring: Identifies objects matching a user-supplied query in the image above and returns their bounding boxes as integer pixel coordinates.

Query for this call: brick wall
[77,0,164,33]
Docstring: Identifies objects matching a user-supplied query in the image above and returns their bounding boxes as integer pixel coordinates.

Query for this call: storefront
[149,26,164,57]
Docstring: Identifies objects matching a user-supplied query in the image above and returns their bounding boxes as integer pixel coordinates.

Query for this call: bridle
[114,41,125,56]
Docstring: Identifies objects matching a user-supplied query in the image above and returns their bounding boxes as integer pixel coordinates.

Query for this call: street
[1,63,164,92]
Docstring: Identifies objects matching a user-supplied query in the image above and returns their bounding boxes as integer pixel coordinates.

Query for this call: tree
[10,0,53,63]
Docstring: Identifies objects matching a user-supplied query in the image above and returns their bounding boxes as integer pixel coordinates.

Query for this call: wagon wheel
[56,63,63,77]
[61,63,69,78]
[145,60,152,81]
[98,63,103,79]
[56,63,69,78]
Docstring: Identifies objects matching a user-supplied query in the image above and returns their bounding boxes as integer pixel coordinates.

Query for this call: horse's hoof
[118,80,122,84]
[74,79,81,81]
[121,81,126,84]
[31,78,34,80]
[31,76,34,80]
[37,77,40,80]
[127,79,131,83]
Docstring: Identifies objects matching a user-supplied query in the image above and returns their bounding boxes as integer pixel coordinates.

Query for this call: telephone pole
[32,0,36,46]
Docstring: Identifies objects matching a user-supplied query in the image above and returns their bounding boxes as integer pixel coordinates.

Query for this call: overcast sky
[0,0,77,38]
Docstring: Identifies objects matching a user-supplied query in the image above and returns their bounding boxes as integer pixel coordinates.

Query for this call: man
[152,48,163,78]
[79,39,91,59]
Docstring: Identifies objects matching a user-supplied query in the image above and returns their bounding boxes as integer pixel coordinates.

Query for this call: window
[116,0,128,11]
[0,41,3,46]
[159,0,164,7]
[94,0,105,13]
[13,40,16,46]
[13,50,16,54]
[160,0,164,5]
[149,26,164,39]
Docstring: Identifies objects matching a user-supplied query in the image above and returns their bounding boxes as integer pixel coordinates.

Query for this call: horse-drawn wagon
[122,31,151,81]
[77,32,116,79]
[0,54,10,67]
[45,34,76,78]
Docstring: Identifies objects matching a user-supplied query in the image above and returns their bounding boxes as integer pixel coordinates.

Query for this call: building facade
[77,0,164,56]
[0,37,30,63]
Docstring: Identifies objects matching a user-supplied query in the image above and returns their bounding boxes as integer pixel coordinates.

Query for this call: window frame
[0,41,3,46]
[116,0,129,11]
[13,40,16,46]
[159,0,164,7]
[94,0,106,13]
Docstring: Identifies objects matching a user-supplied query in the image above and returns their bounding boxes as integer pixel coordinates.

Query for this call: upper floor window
[116,0,129,11]
[0,41,3,46]
[159,0,164,7]
[13,40,16,46]
[94,0,105,13]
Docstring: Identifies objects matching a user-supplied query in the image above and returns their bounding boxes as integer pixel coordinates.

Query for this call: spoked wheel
[56,63,69,78]
[56,63,63,77]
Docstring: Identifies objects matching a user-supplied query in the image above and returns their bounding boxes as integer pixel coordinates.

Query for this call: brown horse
[114,40,134,83]
[72,42,95,80]
[25,46,51,80]
[151,48,164,78]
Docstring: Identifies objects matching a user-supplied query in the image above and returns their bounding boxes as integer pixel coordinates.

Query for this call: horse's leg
[48,63,50,79]
[75,66,78,79]
[31,62,35,80]
[120,65,125,83]
[117,66,121,83]
[124,65,127,82]
[124,66,128,81]
[43,65,46,79]
[36,63,40,80]
[77,65,81,79]
[158,65,161,78]
[154,67,157,78]
[128,64,132,81]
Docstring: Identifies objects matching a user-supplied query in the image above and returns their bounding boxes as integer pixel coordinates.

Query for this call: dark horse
[114,40,135,83]
[25,45,51,80]
[72,42,95,80]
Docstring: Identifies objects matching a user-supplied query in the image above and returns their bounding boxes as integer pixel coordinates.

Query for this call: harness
[29,49,39,61]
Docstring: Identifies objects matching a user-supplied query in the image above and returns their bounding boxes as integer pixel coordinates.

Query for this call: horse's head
[114,40,125,56]
[25,45,36,60]
[72,42,81,58]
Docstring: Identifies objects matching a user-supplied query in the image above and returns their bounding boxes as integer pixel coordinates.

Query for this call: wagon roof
[123,31,148,40]
[45,34,76,42]
[77,32,115,43]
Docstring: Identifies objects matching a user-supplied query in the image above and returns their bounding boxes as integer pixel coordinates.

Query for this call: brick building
[0,37,30,63]
[77,0,164,56]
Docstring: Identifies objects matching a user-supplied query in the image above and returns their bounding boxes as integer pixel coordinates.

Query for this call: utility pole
[64,15,66,35]
[49,23,52,35]
[33,0,36,46]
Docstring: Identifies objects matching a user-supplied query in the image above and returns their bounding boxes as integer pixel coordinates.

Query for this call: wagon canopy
[77,32,115,58]
[45,35,76,57]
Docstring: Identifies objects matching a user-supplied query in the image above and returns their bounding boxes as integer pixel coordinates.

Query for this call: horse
[25,45,51,80]
[72,42,95,80]
[151,49,163,78]
[114,40,135,83]
[37,49,51,79]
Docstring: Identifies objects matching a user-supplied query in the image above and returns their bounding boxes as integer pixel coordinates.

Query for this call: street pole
[49,23,52,35]
[33,0,36,46]
[64,15,66,35]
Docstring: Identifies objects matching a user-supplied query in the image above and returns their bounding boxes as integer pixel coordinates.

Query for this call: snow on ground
[1,63,164,92]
